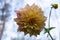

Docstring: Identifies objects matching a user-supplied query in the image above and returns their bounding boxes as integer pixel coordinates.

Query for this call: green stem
[48,7,54,40]
[48,32,54,40]
[48,7,53,27]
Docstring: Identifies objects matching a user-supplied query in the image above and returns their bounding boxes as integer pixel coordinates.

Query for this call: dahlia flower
[14,4,47,36]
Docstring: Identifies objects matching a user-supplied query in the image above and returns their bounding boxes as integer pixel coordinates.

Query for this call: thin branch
[0,13,5,40]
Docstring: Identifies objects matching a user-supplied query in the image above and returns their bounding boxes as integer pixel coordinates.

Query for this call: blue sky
[0,0,60,40]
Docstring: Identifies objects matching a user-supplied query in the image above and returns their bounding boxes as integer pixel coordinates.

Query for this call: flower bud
[52,4,58,9]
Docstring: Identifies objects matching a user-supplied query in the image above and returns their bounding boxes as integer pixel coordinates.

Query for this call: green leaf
[44,27,55,33]
[48,27,55,31]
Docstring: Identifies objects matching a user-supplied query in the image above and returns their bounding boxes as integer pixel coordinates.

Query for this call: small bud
[52,4,58,9]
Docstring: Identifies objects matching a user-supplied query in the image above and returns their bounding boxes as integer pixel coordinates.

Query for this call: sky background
[0,0,60,40]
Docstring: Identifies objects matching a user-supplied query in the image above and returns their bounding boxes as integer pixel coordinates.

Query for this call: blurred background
[0,0,60,40]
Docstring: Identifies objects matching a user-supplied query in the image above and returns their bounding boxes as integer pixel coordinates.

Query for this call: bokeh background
[0,0,60,40]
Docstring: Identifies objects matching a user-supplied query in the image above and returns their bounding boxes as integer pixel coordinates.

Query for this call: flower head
[52,4,58,9]
[14,4,47,36]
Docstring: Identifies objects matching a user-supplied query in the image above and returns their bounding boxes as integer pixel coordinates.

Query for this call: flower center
[28,18,36,25]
